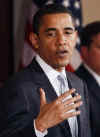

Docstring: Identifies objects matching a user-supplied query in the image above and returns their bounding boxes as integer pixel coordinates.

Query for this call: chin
[61,60,69,66]
[57,62,69,68]
[53,59,69,68]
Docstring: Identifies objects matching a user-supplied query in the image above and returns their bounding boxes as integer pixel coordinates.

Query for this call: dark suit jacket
[0,60,91,137]
[75,64,100,137]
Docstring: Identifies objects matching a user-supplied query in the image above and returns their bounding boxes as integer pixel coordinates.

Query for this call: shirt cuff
[34,120,48,137]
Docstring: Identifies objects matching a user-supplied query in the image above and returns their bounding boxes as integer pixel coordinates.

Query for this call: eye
[65,30,74,35]
[46,32,56,37]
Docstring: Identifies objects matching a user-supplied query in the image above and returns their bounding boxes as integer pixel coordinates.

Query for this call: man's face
[84,33,100,75]
[34,13,77,72]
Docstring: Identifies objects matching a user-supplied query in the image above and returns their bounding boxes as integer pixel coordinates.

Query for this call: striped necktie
[57,74,69,94]
[57,74,78,137]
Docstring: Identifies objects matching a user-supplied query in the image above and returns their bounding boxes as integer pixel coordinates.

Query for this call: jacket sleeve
[0,81,39,137]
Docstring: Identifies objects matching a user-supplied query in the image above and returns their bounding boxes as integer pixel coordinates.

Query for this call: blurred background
[0,0,100,87]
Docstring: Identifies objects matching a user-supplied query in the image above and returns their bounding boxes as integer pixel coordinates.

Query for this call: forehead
[40,13,75,29]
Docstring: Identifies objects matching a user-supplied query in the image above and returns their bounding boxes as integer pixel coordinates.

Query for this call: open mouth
[56,50,68,57]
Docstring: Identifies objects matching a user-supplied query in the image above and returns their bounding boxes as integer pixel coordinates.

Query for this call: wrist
[35,119,46,132]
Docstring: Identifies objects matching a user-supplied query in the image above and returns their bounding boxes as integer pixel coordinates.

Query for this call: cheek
[39,42,55,57]
[70,34,77,45]
[67,37,77,49]
[88,50,99,65]
[67,40,76,53]
[90,49,100,58]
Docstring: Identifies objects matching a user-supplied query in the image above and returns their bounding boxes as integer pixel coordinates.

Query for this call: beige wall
[82,0,100,25]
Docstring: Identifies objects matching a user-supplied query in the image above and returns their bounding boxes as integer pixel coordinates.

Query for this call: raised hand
[35,88,82,132]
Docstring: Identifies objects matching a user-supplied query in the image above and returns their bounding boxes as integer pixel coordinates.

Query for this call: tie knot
[57,74,66,87]
[57,74,68,94]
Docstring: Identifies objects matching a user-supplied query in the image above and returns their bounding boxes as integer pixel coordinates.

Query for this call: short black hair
[80,21,100,48]
[32,3,76,35]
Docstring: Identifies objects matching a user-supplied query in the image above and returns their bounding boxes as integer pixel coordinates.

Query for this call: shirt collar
[84,63,100,86]
[35,54,66,82]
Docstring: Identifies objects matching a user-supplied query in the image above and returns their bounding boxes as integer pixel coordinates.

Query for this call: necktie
[57,74,69,94]
[57,74,72,137]
[57,74,78,137]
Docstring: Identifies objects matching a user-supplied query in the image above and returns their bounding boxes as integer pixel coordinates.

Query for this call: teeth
[60,51,67,53]
[56,50,68,55]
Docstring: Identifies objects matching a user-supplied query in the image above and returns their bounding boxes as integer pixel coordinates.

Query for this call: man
[0,4,91,137]
[75,21,100,137]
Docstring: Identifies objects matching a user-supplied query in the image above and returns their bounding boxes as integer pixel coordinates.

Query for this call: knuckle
[74,96,78,102]
[54,101,62,110]
[72,111,76,116]
[73,103,77,108]
[56,104,62,111]
[54,100,60,106]
[76,95,81,100]
[74,102,80,108]
[74,96,77,101]
[59,114,64,121]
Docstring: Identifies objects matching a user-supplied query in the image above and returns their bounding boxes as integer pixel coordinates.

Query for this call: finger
[62,101,83,113]
[40,88,47,107]
[63,94,81,106]
[58,88,76,102]
[63,110,81,119]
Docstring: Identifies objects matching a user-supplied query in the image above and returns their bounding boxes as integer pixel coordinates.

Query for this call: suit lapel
[83,66,100,99]
[76,65,100,99]
[29,58,58,103]
[66,71,82,137]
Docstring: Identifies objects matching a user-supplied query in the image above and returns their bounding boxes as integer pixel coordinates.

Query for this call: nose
[57,34,66,46]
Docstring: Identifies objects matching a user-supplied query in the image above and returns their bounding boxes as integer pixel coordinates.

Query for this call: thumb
[40,88,47,107]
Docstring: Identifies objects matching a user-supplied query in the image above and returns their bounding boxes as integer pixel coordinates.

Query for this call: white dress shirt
[34,54,78,137]
[84,63,100,86]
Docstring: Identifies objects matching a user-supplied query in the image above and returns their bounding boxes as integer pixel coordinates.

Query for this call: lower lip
[57,52,68,57]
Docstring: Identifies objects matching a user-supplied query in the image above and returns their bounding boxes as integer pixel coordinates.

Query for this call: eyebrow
[45,28,56,33]
[45,27,75,33]
[64,27,75,31]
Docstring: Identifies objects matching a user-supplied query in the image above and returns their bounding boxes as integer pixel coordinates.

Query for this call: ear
[29,32,39,49]
[81,46,88,60]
